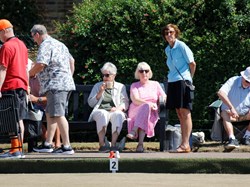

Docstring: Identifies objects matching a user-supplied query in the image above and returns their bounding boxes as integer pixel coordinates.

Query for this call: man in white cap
[217,67,250,150]
[0,19,29,158]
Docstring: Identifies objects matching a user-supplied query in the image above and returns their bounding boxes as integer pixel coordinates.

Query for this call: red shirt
[0,37,28,92]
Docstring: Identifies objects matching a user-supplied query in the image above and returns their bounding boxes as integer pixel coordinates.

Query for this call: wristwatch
[37,97,42,103]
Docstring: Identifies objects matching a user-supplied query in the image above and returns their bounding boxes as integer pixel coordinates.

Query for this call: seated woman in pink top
[126,62,166,152]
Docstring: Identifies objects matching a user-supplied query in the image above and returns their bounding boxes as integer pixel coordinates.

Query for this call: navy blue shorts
[166,80,193,110]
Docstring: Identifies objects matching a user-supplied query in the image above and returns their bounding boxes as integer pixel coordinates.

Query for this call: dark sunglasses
[139,69,149,73]
[245,79,250,84]
[165,30,175,35]
[102,74,111,78]
[31,32,37,37]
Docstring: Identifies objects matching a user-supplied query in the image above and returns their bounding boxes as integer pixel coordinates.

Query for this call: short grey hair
[30,24,47,35]
[101,62,117,75]
[134,62,153,79]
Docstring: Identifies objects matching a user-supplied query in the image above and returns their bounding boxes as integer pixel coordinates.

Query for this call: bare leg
[176,108,192,149]
[136,128,145,152]
[138,128,145,145]
[54,126,61,148]
[18,120,24,142]
[42,123,47,141]
[221,110,234,137]
[45,113,58,145]
[111,131,118,147]
[98,127,106,147]
[127,126,138,139]
[54,116,70,146]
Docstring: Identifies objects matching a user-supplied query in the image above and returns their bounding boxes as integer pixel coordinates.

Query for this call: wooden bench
[27,83,169,152]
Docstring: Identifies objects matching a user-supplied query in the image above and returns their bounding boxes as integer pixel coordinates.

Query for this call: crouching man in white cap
[217,67,250,150]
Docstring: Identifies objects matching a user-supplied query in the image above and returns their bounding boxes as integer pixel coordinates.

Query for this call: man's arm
[29,63,45,78]
[217,89,239,119]
[0,65,7,97]
[69,56,75,76]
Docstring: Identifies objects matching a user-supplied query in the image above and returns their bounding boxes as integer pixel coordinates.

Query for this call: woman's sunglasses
[139,69,149,73]
[102,74,111,78]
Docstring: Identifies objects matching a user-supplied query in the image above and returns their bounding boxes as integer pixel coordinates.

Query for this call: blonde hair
[134,62,153,79]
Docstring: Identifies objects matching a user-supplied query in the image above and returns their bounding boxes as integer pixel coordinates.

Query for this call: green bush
[0,0,43,32]
[56,0,249,129]
[0,0,43,48]
[56,0,171,84]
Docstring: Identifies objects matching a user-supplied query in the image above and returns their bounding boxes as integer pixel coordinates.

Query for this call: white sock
[229,135,235,139]
[243,130,250,138]
[44,141,51,146]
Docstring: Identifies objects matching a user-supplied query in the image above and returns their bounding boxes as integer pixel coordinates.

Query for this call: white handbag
[25,101,43,121]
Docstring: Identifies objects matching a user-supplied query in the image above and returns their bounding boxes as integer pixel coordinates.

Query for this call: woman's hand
[110,106,124,112]
[151,102,158,111]
[96,83,106,100]
[100,82,106,91]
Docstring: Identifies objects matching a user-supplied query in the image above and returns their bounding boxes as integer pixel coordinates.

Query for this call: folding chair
[209,99,248,143]
[0,94,23,153]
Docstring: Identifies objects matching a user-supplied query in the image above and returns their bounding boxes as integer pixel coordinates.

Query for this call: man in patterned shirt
[29,24,75,154]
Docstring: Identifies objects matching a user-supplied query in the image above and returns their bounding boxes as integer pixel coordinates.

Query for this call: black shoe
[33,143,54,153]
[224,138,240,150]
[99,146,110,153]
[243,135,250,145]
[110,146,119,152]
[52,145,75,155]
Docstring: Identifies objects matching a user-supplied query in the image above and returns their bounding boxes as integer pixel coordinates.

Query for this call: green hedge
[26,0,250,129]
[0,0,43,33]
[1,0,249,131]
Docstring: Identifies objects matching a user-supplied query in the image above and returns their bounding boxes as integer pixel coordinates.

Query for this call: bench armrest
[159,96,166,113]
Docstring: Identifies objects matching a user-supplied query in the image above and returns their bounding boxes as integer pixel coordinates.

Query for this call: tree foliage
[56,0,250,128]
[0,0,43,47]
[0,0,43,32]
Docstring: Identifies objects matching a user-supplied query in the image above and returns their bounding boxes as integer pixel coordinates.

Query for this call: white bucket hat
[240,67,250,82]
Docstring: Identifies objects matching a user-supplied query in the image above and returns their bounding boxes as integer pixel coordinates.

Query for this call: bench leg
[159,118,167,152]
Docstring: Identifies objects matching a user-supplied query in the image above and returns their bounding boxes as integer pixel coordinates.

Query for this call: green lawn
[1,141,249,153]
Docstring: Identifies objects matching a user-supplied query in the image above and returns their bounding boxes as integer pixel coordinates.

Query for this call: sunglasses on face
[31,32,36,37]
[102,74,111,78]
[139,69,149,73]
[245,79,250,84]
[165,30,175,35]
